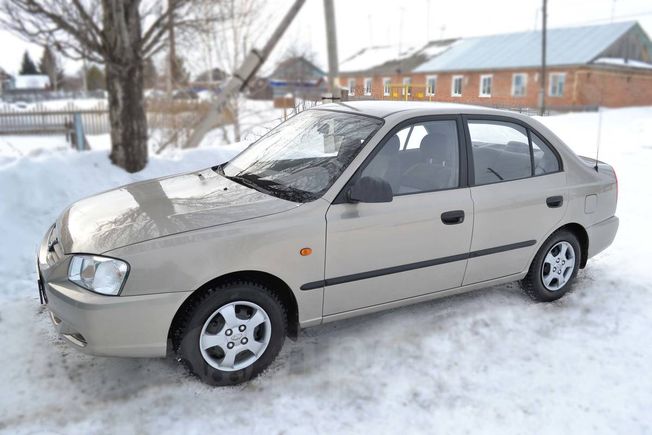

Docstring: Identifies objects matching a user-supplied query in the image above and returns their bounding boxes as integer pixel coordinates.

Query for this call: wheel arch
[167,270,300,355]
[555,222,589,268]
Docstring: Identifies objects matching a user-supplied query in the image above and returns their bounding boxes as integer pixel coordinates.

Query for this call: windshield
[221,109,383,202]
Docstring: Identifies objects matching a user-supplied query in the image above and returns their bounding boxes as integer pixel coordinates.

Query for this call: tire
[521,230,581,302]
[174,281,287,386]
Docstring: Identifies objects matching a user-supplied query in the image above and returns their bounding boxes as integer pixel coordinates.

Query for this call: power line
[557,10,652,26]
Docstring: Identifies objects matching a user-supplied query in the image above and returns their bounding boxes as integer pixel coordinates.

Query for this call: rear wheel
[174,281,287,386]
[521,230,581,302]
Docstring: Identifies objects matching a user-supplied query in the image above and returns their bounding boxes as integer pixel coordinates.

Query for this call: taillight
[614,168,618,203]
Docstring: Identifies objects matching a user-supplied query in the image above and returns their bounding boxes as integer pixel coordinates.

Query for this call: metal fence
[0,106,110,135]
[0,100,218,137]
[0,90,107,104]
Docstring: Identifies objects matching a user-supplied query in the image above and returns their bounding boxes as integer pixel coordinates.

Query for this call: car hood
[56,168,300,254]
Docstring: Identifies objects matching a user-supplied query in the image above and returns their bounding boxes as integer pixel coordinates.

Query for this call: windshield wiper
[224,173,267,191]
[226,173,314,202]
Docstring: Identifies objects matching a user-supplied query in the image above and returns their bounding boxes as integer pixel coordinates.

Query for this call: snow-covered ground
[0,107,651,434]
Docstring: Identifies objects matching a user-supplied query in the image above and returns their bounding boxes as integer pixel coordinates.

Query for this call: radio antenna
[594,107,602,172]
[594,77,606,172]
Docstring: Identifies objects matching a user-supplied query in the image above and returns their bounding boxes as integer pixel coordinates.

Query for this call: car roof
[316,100,512,119]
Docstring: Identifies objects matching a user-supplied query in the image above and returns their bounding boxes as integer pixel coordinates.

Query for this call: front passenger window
[359,120,460,195]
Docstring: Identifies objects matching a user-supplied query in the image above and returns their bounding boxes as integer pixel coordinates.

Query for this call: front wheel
[521,230,581,302]
[174,281,287,386]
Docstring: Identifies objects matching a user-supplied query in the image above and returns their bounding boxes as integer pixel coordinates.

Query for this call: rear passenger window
[531,133,560,174]
[468,121,532,184]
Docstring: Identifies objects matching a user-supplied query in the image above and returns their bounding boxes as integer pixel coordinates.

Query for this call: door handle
[441,210,465,225]
[546,195,564,208]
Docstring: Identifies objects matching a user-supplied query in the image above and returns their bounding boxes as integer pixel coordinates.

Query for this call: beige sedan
[37,101,618,385]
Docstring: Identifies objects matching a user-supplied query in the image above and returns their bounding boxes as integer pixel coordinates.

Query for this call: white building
[11,74,51,90]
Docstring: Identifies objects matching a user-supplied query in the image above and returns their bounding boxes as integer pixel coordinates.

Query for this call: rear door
[321,117,474,315]
[462,116,567,285]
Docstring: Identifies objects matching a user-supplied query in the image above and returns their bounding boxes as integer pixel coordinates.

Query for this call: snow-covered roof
[593,57,652,70]
[340,40,458,74]
[414,21,638,73]
[340,46,416,73]
[13,75,51,89]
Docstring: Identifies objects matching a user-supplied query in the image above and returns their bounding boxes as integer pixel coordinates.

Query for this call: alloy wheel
[541,241,576,291]
[199,301,272,371]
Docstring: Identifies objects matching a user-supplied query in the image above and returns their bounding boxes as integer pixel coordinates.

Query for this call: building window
[426,75,437,96]
[383,77,391,96]
[348,78,356,96]
[403,77,412,96]
[479,74,492,97]
[451,75,463,97]
[549,73,566,97]
[512,73,527,97]
[363,77,372,96]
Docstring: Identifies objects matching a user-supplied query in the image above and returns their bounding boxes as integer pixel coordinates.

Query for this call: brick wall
[340,66,652,108]
[573,68,652,107]
[340,73,406,100]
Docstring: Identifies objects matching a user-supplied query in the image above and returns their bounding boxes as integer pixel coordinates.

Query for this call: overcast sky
[1,0,651,76]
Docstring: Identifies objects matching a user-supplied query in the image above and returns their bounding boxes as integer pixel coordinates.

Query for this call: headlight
[68,255,129,296]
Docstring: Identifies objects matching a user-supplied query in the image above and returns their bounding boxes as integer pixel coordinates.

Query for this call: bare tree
[0,0,189,172]
[185,0,264,143]
[276,44,323,101]
[39,46,64,91]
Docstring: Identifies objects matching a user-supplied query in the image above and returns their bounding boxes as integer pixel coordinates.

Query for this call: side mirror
[348,176,393,203]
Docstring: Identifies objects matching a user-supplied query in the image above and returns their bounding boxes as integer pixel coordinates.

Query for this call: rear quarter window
[531,132,560,174]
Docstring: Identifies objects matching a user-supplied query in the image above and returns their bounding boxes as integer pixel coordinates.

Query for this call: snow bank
[0,144,244,302]
[0,107,651,434]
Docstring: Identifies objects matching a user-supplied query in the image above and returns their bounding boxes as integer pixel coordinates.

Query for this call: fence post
[73,112,87,151]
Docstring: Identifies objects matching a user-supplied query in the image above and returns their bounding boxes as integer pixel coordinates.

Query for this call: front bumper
[37,227,192,358]
[43,279,191,357]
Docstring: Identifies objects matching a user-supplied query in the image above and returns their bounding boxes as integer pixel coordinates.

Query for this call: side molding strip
[300,239,536,291]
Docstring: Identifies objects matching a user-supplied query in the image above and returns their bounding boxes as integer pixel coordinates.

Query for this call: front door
[322,118,474,316]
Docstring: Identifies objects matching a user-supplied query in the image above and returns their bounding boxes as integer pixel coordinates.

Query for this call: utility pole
[426,0,431,41]
[539,0,547,116]
[398,7,405,55]
[166,0,176,97]
[324,0,339,97]
[182,0,306,149]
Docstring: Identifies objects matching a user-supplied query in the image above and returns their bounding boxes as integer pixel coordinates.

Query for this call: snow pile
[0,144,244,302]
[0,107,651,434]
